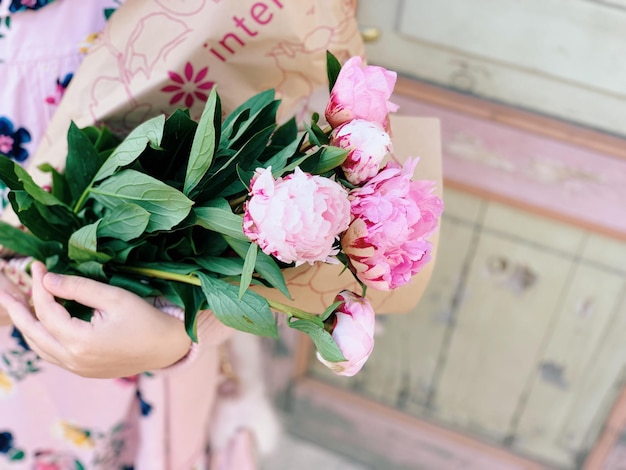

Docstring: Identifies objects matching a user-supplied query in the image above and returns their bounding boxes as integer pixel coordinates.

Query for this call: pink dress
[0,0,365,467]
[0,2,237,468]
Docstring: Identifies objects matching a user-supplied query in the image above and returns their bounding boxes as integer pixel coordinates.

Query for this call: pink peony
[325,56,399,129]
[330,119,392,185]
[341,158,443,290]
[317,290,375,377]
[243,167,351,265]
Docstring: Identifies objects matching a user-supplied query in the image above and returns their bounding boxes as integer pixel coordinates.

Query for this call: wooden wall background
[266,84,626,470]
[263,3,626,469]
[356,0,626,139]
[300,186,626,469]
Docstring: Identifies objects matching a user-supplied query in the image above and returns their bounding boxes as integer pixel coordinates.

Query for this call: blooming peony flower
[317,291,375,377]
[330,119,392,185]
[243,167,351,265]
[325,56,399,129]
[341,158,444,290]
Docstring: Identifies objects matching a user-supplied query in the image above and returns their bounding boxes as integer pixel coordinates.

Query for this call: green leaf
[109,275,159,297]
[194,125,276,201]
[239,242,257,299]
[68,222,113,263]
[65,122,103,202]
[193,200,247,241]
[8,191,77,243]
[185,87,218,195]
[93,126,122,153]
[94,114,165,182]
[233,165,254,192]
[303,121,322,147]
[169,282,206,342]
[97,203,150,241]
[263,135,304,175]
[100,239,140,263]
[275,152,311,177]
[38,163,72,205]
[0,221,61,260]
[129,261,200,275]
[321,300,343,321]
[310,120,330,146]
[271,117,298,147]
[196,256,244,276]
[229,101,280,150]
[221,89,275,143]
[224,236,291,299]
[90,169,193,232]
[74,260,107,280]
[326,50,342,93]
[304,145,348,175]
[198,272,278,338]
[0,157,67,207]
[289,319,346,362]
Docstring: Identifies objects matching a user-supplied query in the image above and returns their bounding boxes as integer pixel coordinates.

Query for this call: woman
[0,0,364,467]
[0,1,251,467]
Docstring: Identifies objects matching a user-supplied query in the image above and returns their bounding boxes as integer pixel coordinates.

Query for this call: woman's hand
[0,261,192,378]
[0,270,27,327]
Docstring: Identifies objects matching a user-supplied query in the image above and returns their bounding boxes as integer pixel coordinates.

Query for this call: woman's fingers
[39,262,126,312]
[0,287,65,363]
[29,262,92,341]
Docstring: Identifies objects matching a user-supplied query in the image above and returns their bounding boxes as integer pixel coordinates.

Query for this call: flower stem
[267,300,325,327]
[73,188,91,213]
[116,265,202,286]
[299,124,333,153]
[116,266,325,327]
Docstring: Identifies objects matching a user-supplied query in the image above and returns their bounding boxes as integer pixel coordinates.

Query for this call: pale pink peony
[325,56,399,129]
[341,158,443,290]
[317,290,375,377]
[243,167,351,265]
[330,119,392,185]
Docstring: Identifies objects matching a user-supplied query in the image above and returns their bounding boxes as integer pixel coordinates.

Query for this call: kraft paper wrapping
[19,0,443,315]
[32,0,365,181]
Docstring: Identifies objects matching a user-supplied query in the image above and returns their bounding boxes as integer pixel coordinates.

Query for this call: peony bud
[243,167,351,266]
[317,291,375,377]
[341,158,444,290]
[325,56,399,129]
[330,119,392,185]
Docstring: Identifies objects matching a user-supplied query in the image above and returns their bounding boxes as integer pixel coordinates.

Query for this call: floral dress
[0,1,235,468]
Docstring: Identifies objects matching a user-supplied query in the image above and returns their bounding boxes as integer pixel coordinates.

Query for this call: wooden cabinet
[356,0,626,138]
[284,187,626,470]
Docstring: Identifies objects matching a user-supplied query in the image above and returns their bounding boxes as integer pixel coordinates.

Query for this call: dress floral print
[0,0,254,467]
[0,1,144,468]
[0,117,31,162]
[2,0,56,13]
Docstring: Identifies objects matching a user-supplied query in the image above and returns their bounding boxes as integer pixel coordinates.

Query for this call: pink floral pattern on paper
[161,62,214,109]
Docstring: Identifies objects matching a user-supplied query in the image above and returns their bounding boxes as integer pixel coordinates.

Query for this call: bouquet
[0,53,443,377]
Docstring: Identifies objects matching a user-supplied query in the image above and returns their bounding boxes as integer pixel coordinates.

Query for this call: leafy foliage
[0,53,355,355]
